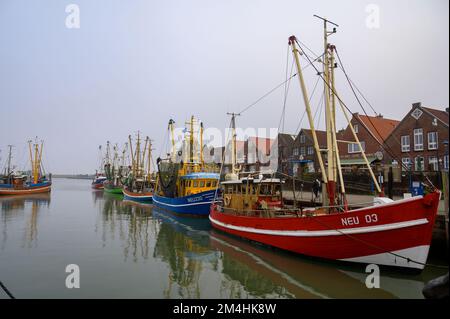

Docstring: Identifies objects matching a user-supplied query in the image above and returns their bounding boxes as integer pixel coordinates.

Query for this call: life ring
[224,195,231,206]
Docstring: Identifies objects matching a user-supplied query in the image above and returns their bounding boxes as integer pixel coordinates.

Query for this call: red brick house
[383,103,449,172]
[338,113,399,169]
[289,129,327,176]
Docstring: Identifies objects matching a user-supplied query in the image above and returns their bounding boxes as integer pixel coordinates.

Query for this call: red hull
[91,183,104,190]
[0,184,52,195]
[210,192,440,270]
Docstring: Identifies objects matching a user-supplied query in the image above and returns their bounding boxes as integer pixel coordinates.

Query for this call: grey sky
[0,0,448,174]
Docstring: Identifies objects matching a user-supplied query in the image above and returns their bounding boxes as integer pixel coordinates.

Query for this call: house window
[402,157,411,171]
[300,134,306,144]
[413,128,423,151]
[427,132,438,150]
[348,141,365,153]
[444,155,449,170]
[401,135,410,152]
[293,148,299,156]
[428,156,438,171]
[415,156,424,171]
[353,124,359,133]
[300,147,306,156]
[307,146,314,155]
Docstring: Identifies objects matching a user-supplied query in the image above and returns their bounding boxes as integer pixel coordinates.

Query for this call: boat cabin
[178,172,219,196]
[221,177,283,212]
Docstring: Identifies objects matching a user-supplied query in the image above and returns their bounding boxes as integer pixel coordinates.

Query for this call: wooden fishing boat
[122,132,155,203]
[102,141,128,195]
[153,116,220,216]
[210,19,440,271]
[91,145,107,189]
[0,140,51,196]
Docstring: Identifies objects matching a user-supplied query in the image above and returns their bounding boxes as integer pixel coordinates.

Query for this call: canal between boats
[0,178,448,299]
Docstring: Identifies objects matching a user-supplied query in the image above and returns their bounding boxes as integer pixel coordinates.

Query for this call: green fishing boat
[103,141,128,195]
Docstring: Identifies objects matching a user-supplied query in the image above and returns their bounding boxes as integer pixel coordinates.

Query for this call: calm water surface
[0,178,447,299]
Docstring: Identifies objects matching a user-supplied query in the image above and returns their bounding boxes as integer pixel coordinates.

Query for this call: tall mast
[189,115,194,163]
[227,112,240,175]
[141,136,149,177]
[128,135,135,176]
[147,138,152,181]
[288,36,328,186]
[136,131,141,177]
[6,145,13,175]
[200,121,204,166]
[168,119,176,162]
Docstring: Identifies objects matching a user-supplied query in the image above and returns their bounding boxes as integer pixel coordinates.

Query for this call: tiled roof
[422,107,449,126]
[355,114,399,142]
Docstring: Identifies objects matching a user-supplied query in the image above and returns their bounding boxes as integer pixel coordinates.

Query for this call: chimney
[412,102,421,109]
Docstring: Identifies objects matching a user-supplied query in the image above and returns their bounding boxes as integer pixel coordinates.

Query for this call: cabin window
[193,181,198,187]
[206,181,211,187]
[212,181,217,187]
[199,181,205,187]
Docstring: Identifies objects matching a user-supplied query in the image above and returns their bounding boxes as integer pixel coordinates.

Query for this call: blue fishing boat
[153,116,220,217]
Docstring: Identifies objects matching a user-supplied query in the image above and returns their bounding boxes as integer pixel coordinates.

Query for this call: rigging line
[237,53,320,116]
[309,216,448,269]
[348,78,378,115]
[334,48,412,171]
[294,75,321,136]
[213,116,233,202]
[295,40,409,172]
[278,57,295,132]
[0,280,15,299]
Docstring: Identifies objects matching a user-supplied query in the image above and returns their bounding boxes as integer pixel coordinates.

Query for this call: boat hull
[91,182,104,190]
[209,192,441,270]
[103,186,123,194]
[0,181,52,195]
[153,189,217,217]
[123,188,153,202]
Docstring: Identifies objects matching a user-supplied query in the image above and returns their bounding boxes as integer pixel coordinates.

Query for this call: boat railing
[215,200,378,217]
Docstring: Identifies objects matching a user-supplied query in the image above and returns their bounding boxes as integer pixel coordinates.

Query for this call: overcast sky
[0,0,448,174]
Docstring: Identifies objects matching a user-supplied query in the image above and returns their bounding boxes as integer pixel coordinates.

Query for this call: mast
[200,121,204,166]
[136,131,141,177]
[189,115,194,163]
[168,119,176,162]
[147,138,152,181]
[288,37,328,186]
[128,135,135,176]
[6,145,13,176]
[227,112,240,175]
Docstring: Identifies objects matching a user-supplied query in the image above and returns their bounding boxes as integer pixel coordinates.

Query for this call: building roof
[301,129,327,147]
[355,114,400,142]
[422,107,449,126]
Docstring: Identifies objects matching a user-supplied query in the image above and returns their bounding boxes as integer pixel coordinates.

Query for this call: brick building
[338,113,399,170]
[383,102,449,172]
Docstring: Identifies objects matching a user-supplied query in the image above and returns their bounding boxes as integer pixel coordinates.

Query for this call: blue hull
[123,194,153,203]
[152,189,218,216]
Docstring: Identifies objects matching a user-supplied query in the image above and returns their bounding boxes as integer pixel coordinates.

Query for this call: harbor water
[0,178,447,299]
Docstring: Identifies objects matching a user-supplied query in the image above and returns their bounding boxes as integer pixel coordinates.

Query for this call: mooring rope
[0,281,15,299]
[309,216,448,269]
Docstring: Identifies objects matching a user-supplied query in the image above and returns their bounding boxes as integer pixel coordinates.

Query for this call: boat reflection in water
[0,193,51,248]
[152,208,218,298]
[96,192,155,262]
[92,192,436,298]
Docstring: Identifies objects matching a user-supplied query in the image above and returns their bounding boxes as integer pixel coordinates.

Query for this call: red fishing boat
[210,18,441,271]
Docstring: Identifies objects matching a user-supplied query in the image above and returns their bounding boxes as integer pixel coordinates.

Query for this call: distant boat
[122,132,155,203]
[0,140,52,196]
[102,141,127,195]
[91,145,107,190]
[153,116,220,216]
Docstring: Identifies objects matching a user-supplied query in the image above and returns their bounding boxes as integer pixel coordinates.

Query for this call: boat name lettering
[187,196,203,203]
[341,214,378,226]
[364,213,378,223]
